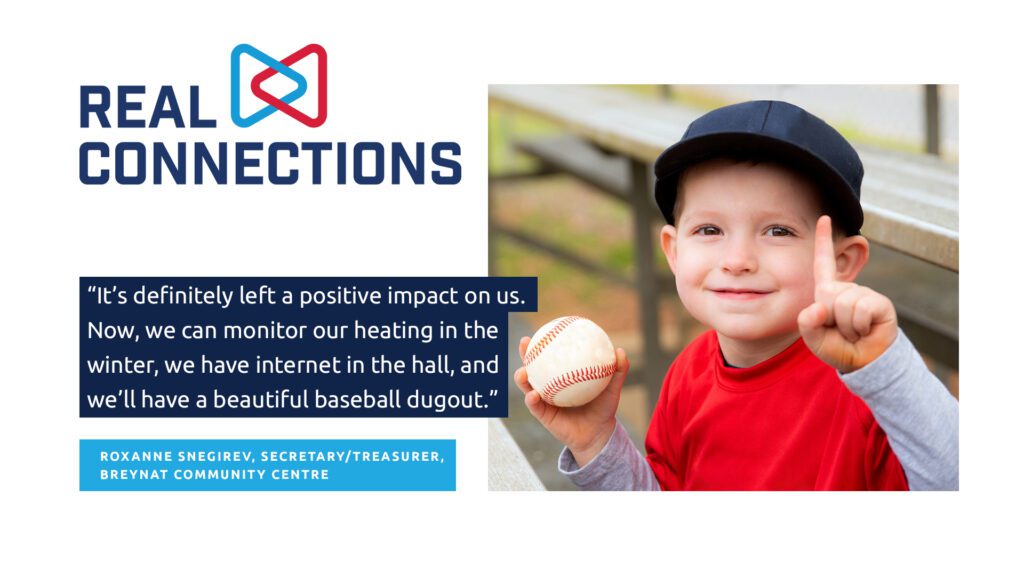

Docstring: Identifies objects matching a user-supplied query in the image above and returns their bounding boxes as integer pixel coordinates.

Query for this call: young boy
[514,100,959,490]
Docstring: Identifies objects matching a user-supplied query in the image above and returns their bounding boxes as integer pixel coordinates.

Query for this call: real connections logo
[79,42,461,186]
[230,43,327,128]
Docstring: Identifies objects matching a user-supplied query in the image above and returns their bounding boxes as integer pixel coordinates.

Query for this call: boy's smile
[709,287,773,299]
[660,158,823,366]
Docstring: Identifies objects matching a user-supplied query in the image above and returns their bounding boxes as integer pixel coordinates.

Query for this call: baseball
[524,316,617,407]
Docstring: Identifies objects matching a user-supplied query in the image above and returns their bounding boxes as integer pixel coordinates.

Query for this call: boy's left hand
[798,215,898,374]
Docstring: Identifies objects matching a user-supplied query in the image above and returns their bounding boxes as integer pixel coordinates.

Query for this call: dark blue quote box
[80,277,536,417]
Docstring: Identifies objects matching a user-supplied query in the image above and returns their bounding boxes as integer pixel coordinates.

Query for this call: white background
[0,0,1018,574]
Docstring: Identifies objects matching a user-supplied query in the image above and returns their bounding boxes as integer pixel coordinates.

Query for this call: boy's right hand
[513,336,629,468]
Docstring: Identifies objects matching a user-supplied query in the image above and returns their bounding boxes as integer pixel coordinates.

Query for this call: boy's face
[662,159,822,343]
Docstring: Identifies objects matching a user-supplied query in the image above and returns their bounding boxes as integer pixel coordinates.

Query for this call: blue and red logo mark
[230,44,327,128]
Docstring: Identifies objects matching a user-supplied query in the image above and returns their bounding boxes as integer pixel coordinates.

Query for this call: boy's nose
[720,238,758,274]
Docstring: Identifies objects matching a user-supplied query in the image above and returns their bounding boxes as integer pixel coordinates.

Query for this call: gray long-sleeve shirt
[558,330,959,491]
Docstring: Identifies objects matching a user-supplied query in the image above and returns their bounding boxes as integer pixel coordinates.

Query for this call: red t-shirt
[645,330,908,490]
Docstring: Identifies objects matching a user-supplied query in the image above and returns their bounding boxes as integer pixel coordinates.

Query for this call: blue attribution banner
[80,439,456,491]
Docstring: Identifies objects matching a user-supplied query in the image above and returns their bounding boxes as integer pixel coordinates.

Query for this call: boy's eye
[765,226,794,237]
[695,225,721,236]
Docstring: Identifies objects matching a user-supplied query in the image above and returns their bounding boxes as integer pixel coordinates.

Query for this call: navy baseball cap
[653,100,864,235]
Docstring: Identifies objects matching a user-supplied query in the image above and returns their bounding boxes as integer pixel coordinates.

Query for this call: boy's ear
[660,224,678,275]
[834,234,870,282]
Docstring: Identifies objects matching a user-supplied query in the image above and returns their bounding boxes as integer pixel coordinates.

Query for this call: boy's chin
[711,319,799,343]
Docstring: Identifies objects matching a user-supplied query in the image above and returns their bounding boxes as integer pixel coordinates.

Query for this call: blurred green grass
[488,107,559,176]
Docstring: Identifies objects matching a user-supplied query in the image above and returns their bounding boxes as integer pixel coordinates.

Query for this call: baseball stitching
[523,315,582,366]
[542,361,617,405]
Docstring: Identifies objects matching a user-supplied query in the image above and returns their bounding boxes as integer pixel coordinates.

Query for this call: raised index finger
[814,215,837,287]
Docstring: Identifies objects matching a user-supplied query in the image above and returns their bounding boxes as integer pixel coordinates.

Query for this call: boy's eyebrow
[680,209,815,229]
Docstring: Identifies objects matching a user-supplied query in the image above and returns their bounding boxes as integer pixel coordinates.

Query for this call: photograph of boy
[513,100,959,490]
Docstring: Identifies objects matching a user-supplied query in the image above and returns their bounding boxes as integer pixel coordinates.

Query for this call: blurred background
[487,85,958,490]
